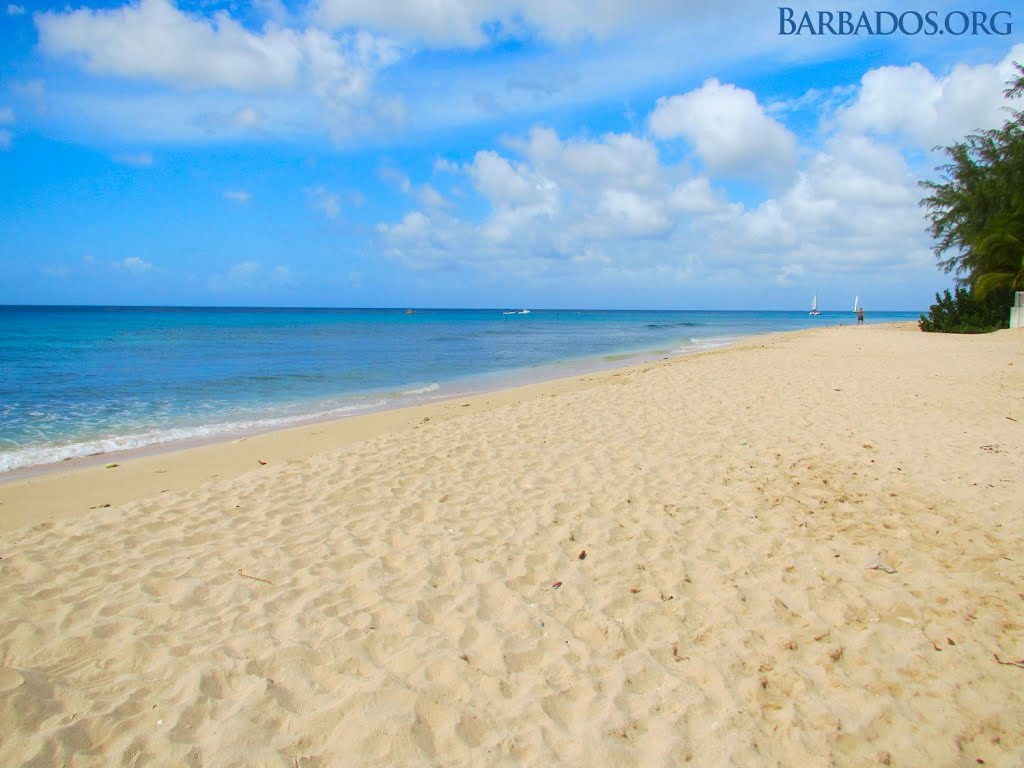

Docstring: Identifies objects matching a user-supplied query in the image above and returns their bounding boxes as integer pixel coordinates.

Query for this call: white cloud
[307,185,341,219]
[433,157,459,174]
[113,152,153,167]
[224,190,252,204]
[229,260,260,276]
[522,128,662,192]
[26,1,842,146]
[302,27,403,139]
[667,177,723,215]
[35,2,403,143]
[417,184,446,208]
[117,256,154,274]
[467,150,551,207]
[377,85,935,289]
[838,44,1024,147]
[7,4,24,15]
[377,209,477,270]
[595,188,671,237]
[379,125,702,270]
[37,0,304,91]
[649,78,798,182]
[305,28,398,103]
[768,85,857,118]
[209,260,291,291]
[703,133,926,277]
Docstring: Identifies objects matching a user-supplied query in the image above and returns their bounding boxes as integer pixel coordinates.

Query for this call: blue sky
[1,1,1022,310]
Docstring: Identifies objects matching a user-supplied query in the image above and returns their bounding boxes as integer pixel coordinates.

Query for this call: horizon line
[0,303,922,313]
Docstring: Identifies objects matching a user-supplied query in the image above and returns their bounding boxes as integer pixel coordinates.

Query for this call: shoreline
[0,331,738,481]
[0,327,754,531]
[2,307,918,479]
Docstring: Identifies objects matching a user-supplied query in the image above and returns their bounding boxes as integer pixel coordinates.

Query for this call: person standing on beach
[857,306,865,325]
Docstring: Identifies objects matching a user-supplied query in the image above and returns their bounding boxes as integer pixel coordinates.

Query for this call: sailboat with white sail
[809,294,820,316]
[853,295,859,313]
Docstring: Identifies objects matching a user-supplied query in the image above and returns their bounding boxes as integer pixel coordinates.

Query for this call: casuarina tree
[919,63,1024,323]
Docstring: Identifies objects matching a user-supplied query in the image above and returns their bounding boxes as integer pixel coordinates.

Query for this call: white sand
[1,322,1022,766]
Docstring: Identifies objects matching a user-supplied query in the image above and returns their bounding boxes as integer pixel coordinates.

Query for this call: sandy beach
[1,321,1022,767]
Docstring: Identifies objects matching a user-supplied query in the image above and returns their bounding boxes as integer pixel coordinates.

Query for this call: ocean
[0,306,920,473]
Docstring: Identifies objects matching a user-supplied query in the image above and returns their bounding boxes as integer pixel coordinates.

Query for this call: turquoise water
[0,306,920,472]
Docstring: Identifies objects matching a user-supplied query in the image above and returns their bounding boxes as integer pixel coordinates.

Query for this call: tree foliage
[919,62,1024,331]
[918,286,1012,333]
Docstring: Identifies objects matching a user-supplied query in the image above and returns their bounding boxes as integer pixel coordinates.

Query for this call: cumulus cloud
[377,210,477,270]
[377,90,933,289]
[117,256,155,274]
[594,188,671,237]
[307,185,341,219]
[7,3,24,15]
[27,1,822,145]
[305,28,398,103]
[417,184,446,208]
[838,44,1024,146]
[649,79,798,182]
[304,28,404,137]
[683,131,929,286]
[521,128,662,193]
[35,1,403,141]
[433,157,460,174]
[379,126,705,270]
[224,190,252,204]
[36,0,304,91]
[381,51,1014,290]
[467,150,551,207]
